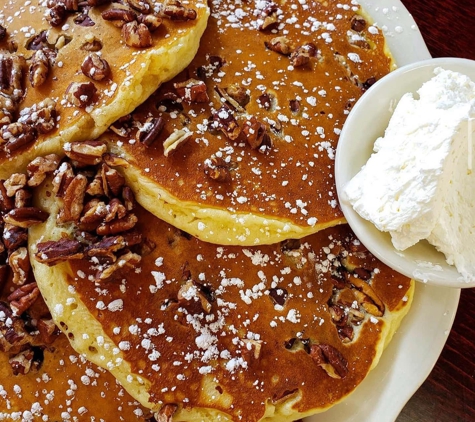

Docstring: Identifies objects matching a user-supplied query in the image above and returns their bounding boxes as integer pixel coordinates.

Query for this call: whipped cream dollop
[344,68,475,282]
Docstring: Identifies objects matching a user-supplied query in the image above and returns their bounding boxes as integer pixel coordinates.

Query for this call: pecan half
[259,3,279,31]
[14,188,31,209]
[64,140,107,165]
[8,282,40,316]
[163,129,192,157]
[86,235,127,261]
[1,122,38,153]
[3,224,27,250]
[136,117,165,146]
[81,53,111,81]
[127,0,152,14]
[138,14,163,32]
[27,154,61,187]
[0,54,26,102]
[122,21,153,48]
[9,247,30,285]
[97,250,141,280]
[102,164,125,197]
[35,238,84,265]
[36,318,59,345]
[29,50,50,88]
[3,207,49,228]
[65,82,97,108]
[309,343,348,379]
[96,213,138,236]
[47,4,67,27]
[57,174,88,223]
[162,1,197,21]
[101,8,137,27]
[4,173,27,197]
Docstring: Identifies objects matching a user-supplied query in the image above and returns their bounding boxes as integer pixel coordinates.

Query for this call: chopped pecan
[163,129,192,157]
[64,140,107,166]
[156,404,178,422]
[347,274,385,316]
[256,92,274,110]
[122,21,153,48]
[122,186,136,212]
[3,207,49,228]
[174,79,209,104]
[290,42,318,67]
[0,181,15,212]
[351,15,367,32]
[1,123,38,153]
[289,99,300,113]
[259,3,279,31]
[80,37,103,52]
[29,50,50,88]
[102,164,125,197]
[225,84,250,107]
[214,86,244,112]
[9,348,35,375]
[138,14,163,32]
[204,156,231,183]
[264,36,294,56]
[66,82,97,108]
[9,247,30,285]
[136,117,165,146]
[27,154,61,187]
[268,288,288,307]
[309,343,348,379]
[97,250,141,280]
[362,77,377,90]
[8,282,40,316]
[35,238,84,265]
[52,162,75,197]
[79,198,108,230]
[96,213,138,236]
[4,173,27,197]
[81,53,111,81]
[57,174,88,223]
[54,0,79,12]
[86,172,105,197]
[242,117,272,152]
[36,318,59,345]
[104,198,127,222]
[74,7,96,27]
[162,1,197,21]
[210,107,241,140]
[18,98,58,134]
[178,279,212,313]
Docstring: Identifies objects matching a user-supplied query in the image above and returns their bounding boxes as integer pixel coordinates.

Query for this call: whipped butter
[344,68,475,282]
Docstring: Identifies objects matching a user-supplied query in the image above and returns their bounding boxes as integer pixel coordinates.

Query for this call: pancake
[99,0,394,245]
[0,292,154,421]
[28,154,414,421]
[0,0,209,178]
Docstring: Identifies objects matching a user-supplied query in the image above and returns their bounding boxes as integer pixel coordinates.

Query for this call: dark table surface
[396,1,475,421]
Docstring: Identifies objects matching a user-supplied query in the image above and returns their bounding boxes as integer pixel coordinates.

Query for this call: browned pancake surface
[106,0,392,244]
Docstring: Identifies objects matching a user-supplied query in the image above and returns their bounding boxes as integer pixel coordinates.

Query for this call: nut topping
[101,8,137,26]
[18,98,58,134]
[27,154,61,187]
[136,116,165,146]
[127,0,152,14]
[204,156,231,183]
[309,343,349,379]
[163,129,192,157]
[65,81,97,108]
[64,140,108,165]
[242,117,272,152]
[7,282,40,316]
[210,106,241,140]
[264,36,294,56]
[174,79,209,104]
[162,1,197,21]
[35,238,84,265]
[57,174,88,223]
[9,246,30,285]
[290,43,317,67]
[29,50,50,88]
[81,53,111,81]
[3,207,49,228]
[122,21,153,48]
[156,404,178,422]
[1,122,38,153]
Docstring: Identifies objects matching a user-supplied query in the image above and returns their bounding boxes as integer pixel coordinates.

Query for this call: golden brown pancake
[0,0,209,178]
[0,303,154,421]
[100,0,393,245]
[28,156,414,421]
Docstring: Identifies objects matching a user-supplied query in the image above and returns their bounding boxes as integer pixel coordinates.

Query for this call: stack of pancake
[0,1,414,421]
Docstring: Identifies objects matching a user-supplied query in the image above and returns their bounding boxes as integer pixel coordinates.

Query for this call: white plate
[306,1,461,421]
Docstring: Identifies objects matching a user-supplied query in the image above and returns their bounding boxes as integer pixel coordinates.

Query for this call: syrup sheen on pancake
[29,177,414,422]
[103,0,393,246]
[0,0,209,178]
